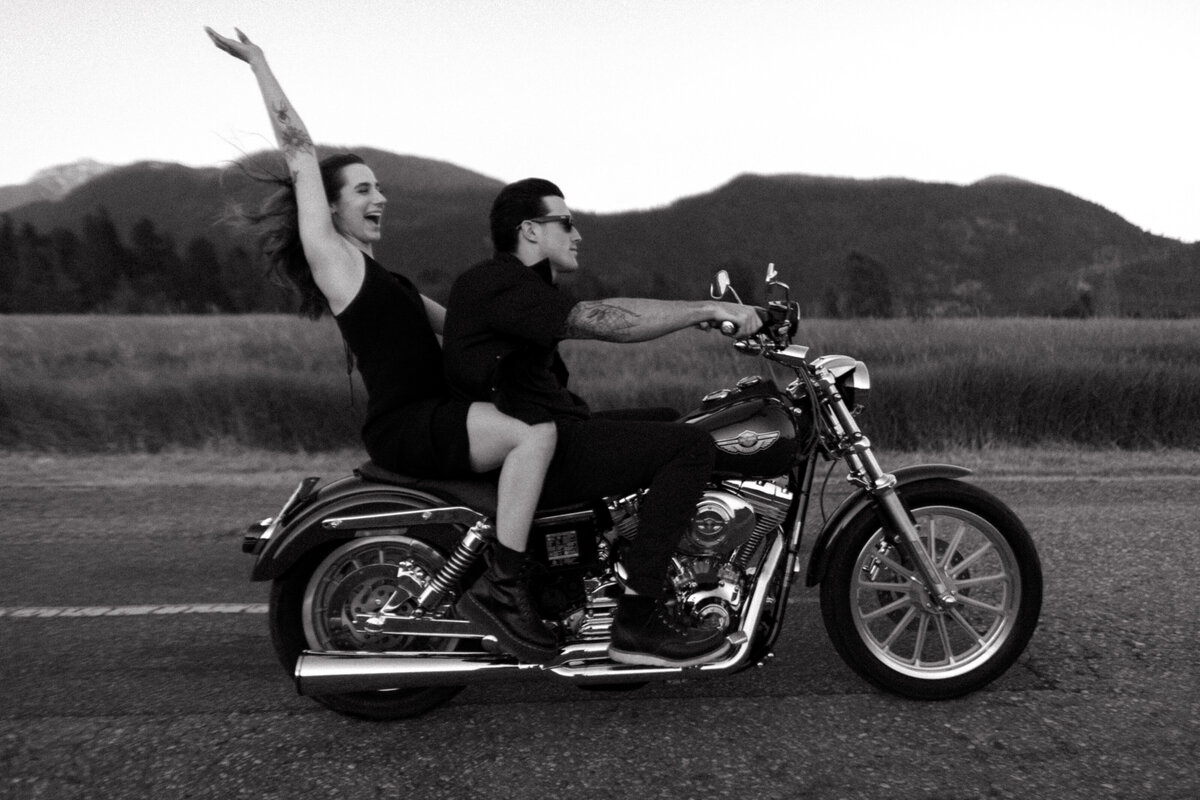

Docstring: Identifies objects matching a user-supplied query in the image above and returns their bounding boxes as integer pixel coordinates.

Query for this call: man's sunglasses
[524,215,576,233]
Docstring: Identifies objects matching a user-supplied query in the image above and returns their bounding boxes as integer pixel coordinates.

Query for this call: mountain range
[2,150,1196,316]
[0,159,116,213]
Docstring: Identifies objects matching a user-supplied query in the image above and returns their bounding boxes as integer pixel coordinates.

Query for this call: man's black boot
[607,594,731,667]
[456,543,558,663]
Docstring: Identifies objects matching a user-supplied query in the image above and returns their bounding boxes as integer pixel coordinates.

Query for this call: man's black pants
[539,409,714,599]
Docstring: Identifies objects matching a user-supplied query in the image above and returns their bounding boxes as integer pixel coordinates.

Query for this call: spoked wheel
[820,479,1042,699]
[270,535,468,720]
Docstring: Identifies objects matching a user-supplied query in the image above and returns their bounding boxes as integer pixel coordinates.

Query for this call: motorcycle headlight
[812,355,871,413]
[838,360,870,412]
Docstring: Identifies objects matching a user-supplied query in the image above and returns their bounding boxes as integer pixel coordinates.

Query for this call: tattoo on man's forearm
[563,302,641,340]
[272,102,313,154]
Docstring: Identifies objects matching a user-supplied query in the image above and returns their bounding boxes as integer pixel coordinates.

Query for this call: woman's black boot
[457,542,558,663]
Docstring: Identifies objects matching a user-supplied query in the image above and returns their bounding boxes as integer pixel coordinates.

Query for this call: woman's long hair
[230,152,366,319]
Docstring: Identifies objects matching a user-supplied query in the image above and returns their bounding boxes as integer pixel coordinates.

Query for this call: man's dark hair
[490,177,564,253]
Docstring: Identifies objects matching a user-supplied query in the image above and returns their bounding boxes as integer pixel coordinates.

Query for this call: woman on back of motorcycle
[206,27,560,662]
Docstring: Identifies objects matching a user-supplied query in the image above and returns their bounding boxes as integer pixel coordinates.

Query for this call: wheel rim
[850,505,1022,680]
[302,536,456,653]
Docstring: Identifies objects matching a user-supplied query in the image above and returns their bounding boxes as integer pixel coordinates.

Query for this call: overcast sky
[3,0,1197,241]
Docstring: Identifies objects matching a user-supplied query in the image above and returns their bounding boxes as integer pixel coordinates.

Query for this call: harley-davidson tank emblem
[715,429,781,456]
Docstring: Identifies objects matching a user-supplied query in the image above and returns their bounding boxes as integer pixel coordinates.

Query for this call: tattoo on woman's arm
[563,302,641,340]
[272,101,314,155]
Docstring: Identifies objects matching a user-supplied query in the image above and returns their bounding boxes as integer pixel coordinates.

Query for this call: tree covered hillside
[1,152,1194,316]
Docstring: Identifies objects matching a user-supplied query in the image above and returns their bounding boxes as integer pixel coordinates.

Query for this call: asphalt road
[1,451,1197,799]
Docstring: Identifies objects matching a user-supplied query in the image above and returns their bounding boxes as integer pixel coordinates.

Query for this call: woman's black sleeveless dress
[335,253,472,478]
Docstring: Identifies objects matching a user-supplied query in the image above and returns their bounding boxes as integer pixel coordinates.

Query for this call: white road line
[0,604,268,618]
[1,595,817,619]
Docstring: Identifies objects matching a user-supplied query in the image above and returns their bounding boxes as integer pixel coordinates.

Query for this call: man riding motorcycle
[443,177,763,668]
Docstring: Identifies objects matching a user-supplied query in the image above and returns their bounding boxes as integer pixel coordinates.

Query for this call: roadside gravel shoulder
[0,448,365,488]
[0,446,1196,488]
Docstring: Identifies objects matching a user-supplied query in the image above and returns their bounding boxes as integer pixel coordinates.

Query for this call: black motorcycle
[242,266,1043,719]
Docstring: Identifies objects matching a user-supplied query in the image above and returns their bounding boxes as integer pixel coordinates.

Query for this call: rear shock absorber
[415,520,493,612]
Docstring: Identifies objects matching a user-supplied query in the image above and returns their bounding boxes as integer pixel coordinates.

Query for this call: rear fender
[250,476,480,582]
[805,464,972,587]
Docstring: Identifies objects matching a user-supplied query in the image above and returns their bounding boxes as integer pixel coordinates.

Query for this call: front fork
[816,373,959,609]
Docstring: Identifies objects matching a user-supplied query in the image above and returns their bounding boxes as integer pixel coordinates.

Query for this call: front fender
[805,464,973,587]
[249,476,474,582]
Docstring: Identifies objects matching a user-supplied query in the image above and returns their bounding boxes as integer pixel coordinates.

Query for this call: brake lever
[732,335,768,355]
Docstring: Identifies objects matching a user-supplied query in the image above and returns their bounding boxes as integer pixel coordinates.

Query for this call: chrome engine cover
[572,480,790,639]
[680,490,757,556]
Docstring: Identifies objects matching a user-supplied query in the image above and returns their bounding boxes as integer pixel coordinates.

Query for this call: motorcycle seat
[355,461,596,520]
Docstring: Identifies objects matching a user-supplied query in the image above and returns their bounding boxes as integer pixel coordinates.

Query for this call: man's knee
[673,425,716,469]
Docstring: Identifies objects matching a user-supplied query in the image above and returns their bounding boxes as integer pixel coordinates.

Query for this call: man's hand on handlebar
[705,302,764,338]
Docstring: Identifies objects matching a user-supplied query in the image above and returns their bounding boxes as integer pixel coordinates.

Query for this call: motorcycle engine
[598,482,790,635]
[678,483,790,630]
[680,490,758,556]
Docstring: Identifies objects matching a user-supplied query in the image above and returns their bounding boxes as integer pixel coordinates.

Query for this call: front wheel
[820,479,1042,699]
[270,535,467,720]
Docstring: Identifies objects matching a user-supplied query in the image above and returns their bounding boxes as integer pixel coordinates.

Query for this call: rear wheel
[820,479,1042,699]
[270,535,467,719]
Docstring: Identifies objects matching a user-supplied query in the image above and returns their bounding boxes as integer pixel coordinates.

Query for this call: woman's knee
[467,403,532,470]
[524,421,557,458]
[466,405,556,471]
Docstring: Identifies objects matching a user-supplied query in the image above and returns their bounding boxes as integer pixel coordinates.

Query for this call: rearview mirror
[765,261,790,298]
[711,270,732,300]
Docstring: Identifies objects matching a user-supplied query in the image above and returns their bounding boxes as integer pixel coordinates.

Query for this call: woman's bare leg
[465,404,556,551]
[460,404,559,662]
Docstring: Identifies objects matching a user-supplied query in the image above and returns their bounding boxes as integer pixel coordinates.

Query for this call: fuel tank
[680,376,803,479]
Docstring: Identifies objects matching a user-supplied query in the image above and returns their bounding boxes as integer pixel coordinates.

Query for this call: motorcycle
[241,265,1043,719]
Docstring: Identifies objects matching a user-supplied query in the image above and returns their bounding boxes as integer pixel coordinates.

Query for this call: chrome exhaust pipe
[295,650,546,694]
[296,536,783,697]
[297,635,746,696]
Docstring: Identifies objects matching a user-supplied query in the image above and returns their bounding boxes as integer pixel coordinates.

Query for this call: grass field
[3,314,1200,452]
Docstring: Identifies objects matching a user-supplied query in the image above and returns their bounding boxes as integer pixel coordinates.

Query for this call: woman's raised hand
[205,27,264,65]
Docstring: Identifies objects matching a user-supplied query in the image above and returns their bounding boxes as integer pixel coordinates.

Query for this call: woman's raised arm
[205,27,362,309]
